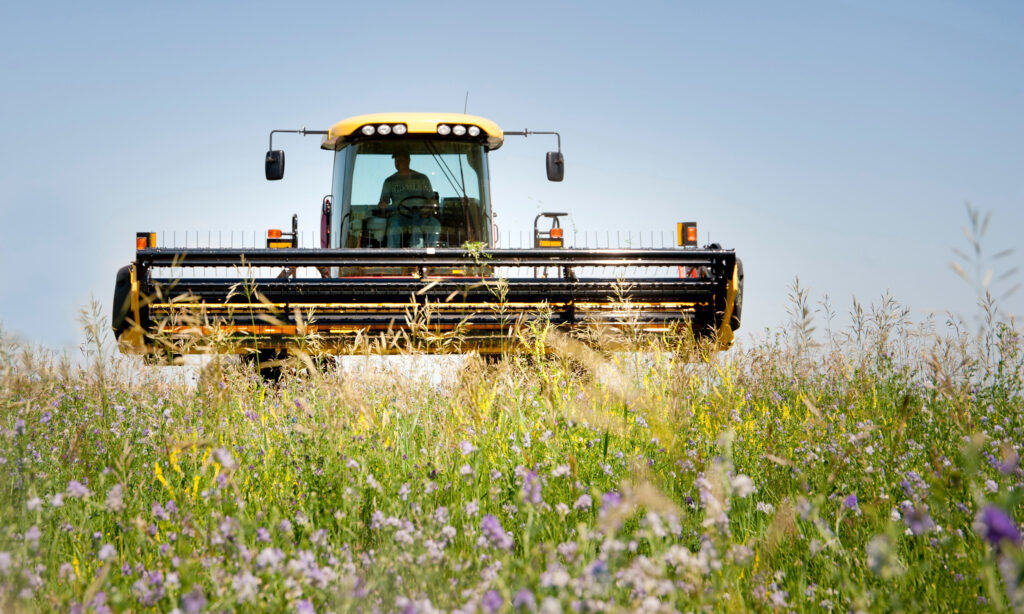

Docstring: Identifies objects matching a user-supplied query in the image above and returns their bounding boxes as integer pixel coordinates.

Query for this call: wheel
[730,258,744,331]
[242,349,288,383]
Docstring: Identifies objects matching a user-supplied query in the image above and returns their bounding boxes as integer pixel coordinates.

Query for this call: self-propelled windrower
[111,112,743,365]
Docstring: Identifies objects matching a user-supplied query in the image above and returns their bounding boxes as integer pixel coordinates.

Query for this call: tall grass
[0,209,1022,612]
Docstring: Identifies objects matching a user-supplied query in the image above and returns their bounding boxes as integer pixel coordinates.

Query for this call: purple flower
[513,588,536,611]
[295,599,315,614]
[482,589,503,613]
[976,505,1022,550]
[182,585,207,614]
[600,491,622,512]
[256,527,271,543]
[480,514,514,550]
[573,494,592,510]
[522,471,542,505]
[67,480,91,498]
[901,502,934,536]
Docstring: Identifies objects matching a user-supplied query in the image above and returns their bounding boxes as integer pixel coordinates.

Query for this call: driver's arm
[378,180,391,210]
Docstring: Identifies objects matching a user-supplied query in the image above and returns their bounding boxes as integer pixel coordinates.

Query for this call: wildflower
[24,526,41,548]
[434,506,449,524]
[513,588,536,611]
[152,502,169,521]
[459,464,475,478]
[278,519,293,534]
[366,474,381,490]
[256,547,284,570]
[295,599,315,614]
[399,482,411,500]
[865,534,903,579]
[14,419,25,435]
[756,501,775,515]
[540,597,562,613]
[600,491,622,512]
[482,589,503,613]
[540,564,571,588]
[105,485,125,512]
[98,544,117,561]
[551,464,570,478]
[66,478,89,499]
[465,500,479,517]
[26,497,41,511]
[460,440,477,455]
[574,494,593,510]
[731,474,755,498]
[974,505,1022,550]
[182,585,207,614]
[480,514,514,550]
[214,448,236,470]
[843,494,861,516]
[555,503,569,517]
[985,479,999,493]
[232,570,260,603]
[256,527,271,543]
[522,471,543,505]
[0,551,11,574]
[50,493,65,507]
[441,525,457,541]
[59,562,75,581]
[901,502,934,535]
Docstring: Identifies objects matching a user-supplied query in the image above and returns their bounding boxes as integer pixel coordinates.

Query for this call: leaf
[992,248,1014,260]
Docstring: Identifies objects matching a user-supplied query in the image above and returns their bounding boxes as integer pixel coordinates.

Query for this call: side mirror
[546,151,564,182]
[265,150,285,181]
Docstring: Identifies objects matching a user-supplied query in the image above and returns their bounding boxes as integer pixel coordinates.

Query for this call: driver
[378,153,440,248]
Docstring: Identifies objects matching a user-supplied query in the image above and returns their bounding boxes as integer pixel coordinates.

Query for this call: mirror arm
[504,130,562,153]
[268,128,329,150]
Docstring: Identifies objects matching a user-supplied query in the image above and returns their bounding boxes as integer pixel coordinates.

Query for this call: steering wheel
[397,195,438,218]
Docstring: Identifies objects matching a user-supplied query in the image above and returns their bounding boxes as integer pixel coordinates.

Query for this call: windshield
[334,140,491,248]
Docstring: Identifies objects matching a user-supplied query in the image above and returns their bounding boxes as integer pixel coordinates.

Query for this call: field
[1,286,1023,612]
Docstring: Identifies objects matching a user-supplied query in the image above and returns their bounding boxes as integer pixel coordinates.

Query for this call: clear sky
[1,1,1021,350]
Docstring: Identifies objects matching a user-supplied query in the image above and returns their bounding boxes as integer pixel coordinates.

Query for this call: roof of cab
[321,112,504,151]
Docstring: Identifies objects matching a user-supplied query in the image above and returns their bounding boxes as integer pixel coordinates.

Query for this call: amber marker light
[267,229,282,239]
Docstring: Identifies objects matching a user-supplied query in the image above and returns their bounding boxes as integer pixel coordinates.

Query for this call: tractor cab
[317,113,508,250]
[332,139,492,248]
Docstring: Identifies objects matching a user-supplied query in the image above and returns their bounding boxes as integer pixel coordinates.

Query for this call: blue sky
[1,1,1021,349]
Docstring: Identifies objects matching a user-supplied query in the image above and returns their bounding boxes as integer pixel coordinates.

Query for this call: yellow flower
[154,462,174,497]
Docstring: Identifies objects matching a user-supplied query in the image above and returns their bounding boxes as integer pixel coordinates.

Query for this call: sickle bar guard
[114,247,740,357]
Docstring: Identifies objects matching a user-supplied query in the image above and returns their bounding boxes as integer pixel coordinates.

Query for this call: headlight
[467,126,480,137]
[377,124,392,135]
[437,124,451,135]
[453,125,467,136]
[361,125,375,136]
[392,124,407,135]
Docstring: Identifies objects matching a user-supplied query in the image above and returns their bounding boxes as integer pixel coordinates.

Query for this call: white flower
[731,475,756,498]
[551,465,570,478]
[105,485,125,512]
[98,544,116,561]
[465,500,479,517]
[49,493,64,507]
[26,498,41,512]
[573,494,593,510]
[459,464,474,477]
[214,448,236,470]
[756,501,775,515]
[232,571,260,603]
[985,479,998,493]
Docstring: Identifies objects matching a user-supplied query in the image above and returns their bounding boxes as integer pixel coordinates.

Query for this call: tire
[730,258,744,331]
[111,265,132,337]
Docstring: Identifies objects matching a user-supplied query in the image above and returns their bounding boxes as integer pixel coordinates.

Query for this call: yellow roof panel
[322,112,503,150]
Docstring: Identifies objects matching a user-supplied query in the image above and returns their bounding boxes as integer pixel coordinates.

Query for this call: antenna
[463,91,469,113]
